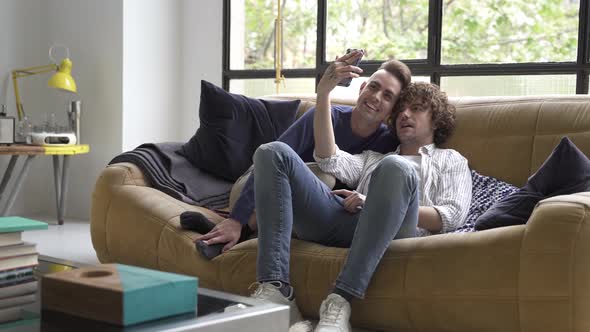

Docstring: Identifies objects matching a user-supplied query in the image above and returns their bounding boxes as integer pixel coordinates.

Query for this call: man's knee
[375,155,414,174]
[373,155,417,182]
[254,141,293,164]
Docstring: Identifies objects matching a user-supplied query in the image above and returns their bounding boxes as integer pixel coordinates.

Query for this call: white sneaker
[251,282,303,326]
[314,294,351,332]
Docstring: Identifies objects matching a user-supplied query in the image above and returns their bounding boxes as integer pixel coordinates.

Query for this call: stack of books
[0,217,47,323]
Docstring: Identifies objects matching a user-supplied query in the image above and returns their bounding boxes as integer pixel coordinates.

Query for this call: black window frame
[222,0,590,94]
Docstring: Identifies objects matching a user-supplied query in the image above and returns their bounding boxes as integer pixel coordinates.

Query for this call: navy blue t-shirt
[229,105,399,224]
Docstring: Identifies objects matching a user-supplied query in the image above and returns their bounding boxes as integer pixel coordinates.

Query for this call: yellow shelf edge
[43,144,90,155]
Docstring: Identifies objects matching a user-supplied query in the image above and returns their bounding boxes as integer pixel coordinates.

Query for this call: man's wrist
[228,212,248,225]
[316,87,332,98]
[226,217,240,224]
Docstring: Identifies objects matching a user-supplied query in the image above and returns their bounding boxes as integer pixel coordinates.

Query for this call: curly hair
[388,82,456,146]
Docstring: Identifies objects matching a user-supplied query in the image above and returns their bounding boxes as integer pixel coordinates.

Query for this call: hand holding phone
[337,48,364,87]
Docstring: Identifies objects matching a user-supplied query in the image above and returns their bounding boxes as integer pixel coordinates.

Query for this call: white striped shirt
[313,144,472,235]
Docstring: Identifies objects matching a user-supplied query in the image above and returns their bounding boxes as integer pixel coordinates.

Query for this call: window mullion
[427,0,443,85]
[315,0,328,91]
[577,0,590,94]
[577,71,589,94]
[222,0,231,90]
[577,0,589,65]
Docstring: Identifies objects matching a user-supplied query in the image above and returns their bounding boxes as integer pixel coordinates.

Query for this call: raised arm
[314,50,363,158]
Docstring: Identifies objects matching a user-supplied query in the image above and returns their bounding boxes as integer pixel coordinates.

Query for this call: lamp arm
[11,74,24,121]
[11,64,59,121]
[12,64,59,78]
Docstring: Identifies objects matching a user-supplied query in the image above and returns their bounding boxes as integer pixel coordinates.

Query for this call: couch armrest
[101,162,152,187]
[91,162,152,263]
[91,163,225,287]
[518,192,590,331]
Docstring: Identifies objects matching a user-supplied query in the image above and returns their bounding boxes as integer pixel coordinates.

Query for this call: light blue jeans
[253,142,419,298]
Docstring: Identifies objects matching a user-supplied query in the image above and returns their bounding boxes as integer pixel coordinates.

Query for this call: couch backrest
[266,94,590,187]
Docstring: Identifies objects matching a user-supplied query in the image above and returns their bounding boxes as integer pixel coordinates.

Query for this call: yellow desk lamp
[11,45,77,121]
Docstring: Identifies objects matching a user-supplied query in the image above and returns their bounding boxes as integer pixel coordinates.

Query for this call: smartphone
[337,48,364,87]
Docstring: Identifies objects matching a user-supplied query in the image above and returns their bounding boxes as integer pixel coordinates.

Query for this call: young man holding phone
[195,51,412,257]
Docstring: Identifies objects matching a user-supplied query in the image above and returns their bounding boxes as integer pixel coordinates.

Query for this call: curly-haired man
[249,75,472,331]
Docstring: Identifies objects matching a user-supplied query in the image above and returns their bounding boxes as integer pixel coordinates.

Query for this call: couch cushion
[443,96,590,188]
[475,136,590,230]
[179,80,300,181]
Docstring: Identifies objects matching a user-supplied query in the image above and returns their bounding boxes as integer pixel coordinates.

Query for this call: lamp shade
[47,58,77,93]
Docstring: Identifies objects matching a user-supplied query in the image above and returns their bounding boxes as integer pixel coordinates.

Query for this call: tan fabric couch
[91,94,590,332]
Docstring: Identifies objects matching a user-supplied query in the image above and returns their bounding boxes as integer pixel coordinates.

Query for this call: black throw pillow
[475,137,590,230]
[179,80,300,181]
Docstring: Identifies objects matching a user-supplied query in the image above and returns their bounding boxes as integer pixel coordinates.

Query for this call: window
[441,0,579,64]
[331,76,431,99]
[230,0,317,70]
[441,75,577,97]
[325,0,429,62]
[224,0,590,96]
[229,78,316,97]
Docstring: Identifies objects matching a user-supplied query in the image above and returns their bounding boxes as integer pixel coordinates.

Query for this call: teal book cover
[117,264,198,326]
[0,310,40,330]
[0,217,48,233]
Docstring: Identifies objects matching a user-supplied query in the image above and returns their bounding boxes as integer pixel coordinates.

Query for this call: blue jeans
[253,142,419,298]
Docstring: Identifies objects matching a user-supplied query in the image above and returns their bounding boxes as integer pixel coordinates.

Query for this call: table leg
[58,156,70,225]
[0,156,19,202]
[1,155,36,216]
[52,155,70,225]
[52,156,61,224]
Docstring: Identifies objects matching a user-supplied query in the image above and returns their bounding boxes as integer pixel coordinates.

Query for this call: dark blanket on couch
[109,142,233,210]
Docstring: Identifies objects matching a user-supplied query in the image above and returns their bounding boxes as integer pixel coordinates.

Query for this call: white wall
[0,1,223,221]
[43,0,124,219]
[123,0,182,151]
[0,0,124,219]
[1,0,51,216]
[180,0,224,139]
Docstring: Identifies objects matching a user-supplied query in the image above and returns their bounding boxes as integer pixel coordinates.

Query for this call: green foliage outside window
[244,0,317,69]
[240,0,579,69]
[326,0,429,62]
[442,0,578,63]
